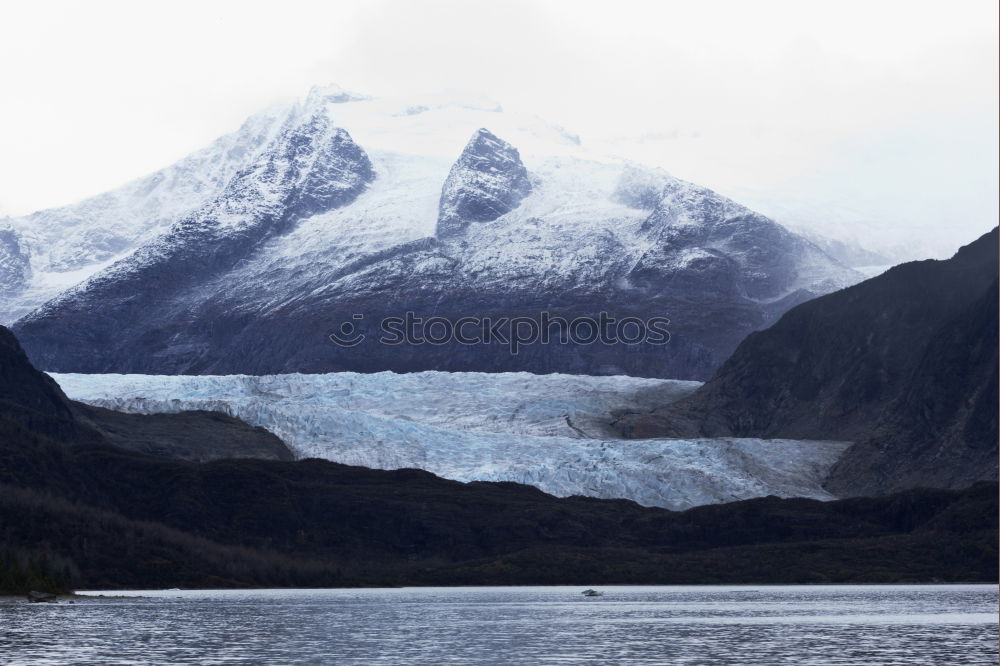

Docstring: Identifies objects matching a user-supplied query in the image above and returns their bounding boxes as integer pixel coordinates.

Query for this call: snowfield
[53,371,850,510]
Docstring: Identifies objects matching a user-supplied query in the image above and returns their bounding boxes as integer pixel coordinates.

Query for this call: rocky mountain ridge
[11,87,860,379]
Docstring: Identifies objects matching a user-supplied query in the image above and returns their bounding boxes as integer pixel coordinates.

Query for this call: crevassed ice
[52,371,850,511]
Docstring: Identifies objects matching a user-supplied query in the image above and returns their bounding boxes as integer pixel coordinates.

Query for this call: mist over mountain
[792,228,895,269]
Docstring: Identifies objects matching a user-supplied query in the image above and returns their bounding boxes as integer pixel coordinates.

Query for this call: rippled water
[0,585,996,665]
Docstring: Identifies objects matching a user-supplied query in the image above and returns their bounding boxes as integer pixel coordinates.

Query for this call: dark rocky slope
[617,228,999,496]
[0,324,995,590]
[825,279,998,495]
[0,326,96,443]
[0,326,294,462]
[75,403,293,462]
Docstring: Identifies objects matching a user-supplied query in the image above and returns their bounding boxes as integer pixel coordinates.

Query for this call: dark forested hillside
[617,228,999,497]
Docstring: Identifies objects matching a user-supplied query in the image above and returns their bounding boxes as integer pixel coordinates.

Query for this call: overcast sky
[1,0,996,258]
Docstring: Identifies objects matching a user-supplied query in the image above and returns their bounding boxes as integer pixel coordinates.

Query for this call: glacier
[52,371,850,510]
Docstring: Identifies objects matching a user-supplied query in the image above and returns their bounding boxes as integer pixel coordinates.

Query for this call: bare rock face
[436,128,532,237]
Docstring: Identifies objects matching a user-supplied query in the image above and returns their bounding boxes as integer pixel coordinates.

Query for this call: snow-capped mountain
[30,97,374,325]
[0,104,295,323]
[12,86,861,379]
[52,371,849,510]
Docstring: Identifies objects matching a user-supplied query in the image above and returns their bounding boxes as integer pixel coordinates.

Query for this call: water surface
[1,585,996,664]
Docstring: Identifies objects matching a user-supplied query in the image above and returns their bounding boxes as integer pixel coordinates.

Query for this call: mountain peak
[436,128,532,237]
